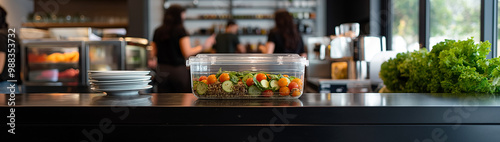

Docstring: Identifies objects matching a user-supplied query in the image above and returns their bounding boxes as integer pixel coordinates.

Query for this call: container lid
[187,54,309,66]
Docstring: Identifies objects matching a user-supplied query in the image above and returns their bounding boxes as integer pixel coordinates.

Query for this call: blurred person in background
[150,4,215,93]
[212,20,245,53]
[260,10,306,57]
[0,6,21,94]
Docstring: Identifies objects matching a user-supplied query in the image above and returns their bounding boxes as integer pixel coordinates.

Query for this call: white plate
[92,84,149,90]
[89,75,151,80]
[89,71,150,76]
[92,85,152,92]
[90,80,151,86]
[89,79,150,83]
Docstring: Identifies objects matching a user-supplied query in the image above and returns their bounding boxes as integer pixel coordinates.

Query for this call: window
[498,0,500,57]
[392,0,419,52]
[429,0,481,48]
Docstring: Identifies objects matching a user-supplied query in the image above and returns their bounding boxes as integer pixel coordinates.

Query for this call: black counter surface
[2,93,500,142]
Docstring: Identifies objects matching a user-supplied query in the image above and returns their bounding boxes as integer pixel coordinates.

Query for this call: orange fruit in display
[256,73,267,82]
[279,87,290,96]
[207,75,217,84]
[198,76,208,81]
[278,78,288,87]
[291,78,303,88]
[219,73,230,82]
[46,53,64,63]
[291,88,301,97]
[201,80,208,84]
[288,82,299,90]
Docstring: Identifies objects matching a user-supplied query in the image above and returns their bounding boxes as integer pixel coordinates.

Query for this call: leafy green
[229,73,239,84]
[253,76,267,91]
[380,38,500,93]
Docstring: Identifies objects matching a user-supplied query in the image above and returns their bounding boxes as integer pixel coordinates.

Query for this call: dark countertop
[3,93,500,107]
[3,93,500,141]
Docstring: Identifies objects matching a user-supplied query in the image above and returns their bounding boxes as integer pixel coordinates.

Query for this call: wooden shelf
[22,22,128,28]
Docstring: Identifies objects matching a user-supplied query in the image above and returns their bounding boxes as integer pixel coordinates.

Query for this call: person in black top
[260,10,306,57]
[0,6,21,94]
[150,4,215,93]
[212,20,245,53]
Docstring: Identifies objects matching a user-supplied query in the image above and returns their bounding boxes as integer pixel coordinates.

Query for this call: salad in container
[186,54,309,99]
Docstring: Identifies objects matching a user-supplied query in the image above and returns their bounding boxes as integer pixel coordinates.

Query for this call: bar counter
[2,93,500,141]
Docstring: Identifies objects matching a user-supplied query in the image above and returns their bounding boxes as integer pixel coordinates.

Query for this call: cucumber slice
[248,85,261,96]
[260,80,269,88]
[196,83,208,95]
[222,81,233,92]
[270,80,279,91]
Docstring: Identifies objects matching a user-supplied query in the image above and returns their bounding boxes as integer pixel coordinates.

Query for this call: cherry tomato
[288,82,299,90]
[198,76,207,81]
[278,78,288,87]
[279,87,290,96]
[262,90,273,97]
[207,75,217,84]
[291,88,301,97]
[256,73,267,82]
[201,80,208,84]
[292,78,303,88]
[219,73,230,83]
[283,75,289,77]
[246,78,254,86]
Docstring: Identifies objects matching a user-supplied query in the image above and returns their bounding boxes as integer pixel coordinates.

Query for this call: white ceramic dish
[88,71,150,76]
[90,80,151,86]
[92,84,150,90]
[89,75,151,80]
[91,85,152,92]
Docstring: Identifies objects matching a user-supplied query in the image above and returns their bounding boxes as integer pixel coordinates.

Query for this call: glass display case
[124,37,148,70]
[87,40,125,71]
[24,41,86,86]
[23,39,146,92]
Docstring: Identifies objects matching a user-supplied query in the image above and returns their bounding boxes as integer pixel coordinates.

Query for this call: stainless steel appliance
[87,40,125,71]
[124,37,149,70]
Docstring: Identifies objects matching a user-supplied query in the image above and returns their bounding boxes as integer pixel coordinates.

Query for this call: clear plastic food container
[187,54,309,99]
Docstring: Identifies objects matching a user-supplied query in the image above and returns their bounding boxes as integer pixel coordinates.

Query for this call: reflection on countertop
[1,93,500,107]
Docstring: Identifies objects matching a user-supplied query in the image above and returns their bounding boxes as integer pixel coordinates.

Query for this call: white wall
[0,0,34,29]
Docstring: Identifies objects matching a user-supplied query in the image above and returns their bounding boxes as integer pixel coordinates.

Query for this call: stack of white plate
[89,71,152,96]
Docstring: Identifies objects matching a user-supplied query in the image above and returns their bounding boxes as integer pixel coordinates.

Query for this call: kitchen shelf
[22,22,128,28]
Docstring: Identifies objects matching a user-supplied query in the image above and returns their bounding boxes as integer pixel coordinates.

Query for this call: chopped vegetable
[278,78,288,87]
[248,85,261,96]
[246,78,254,86]
[229,73,239,84]
[279,87,290,96]
[291,88,301,97]
[270,80,279,91]
[198,76,207,81]
[197,83,208,95]
[288,82,299,90]
[262,90,273,97]
[256,73,267,82]
[219,73,230,83]
[291,78,303,89]
[261,80,269,88]
[207,74,217,84]
[222,81,233,92]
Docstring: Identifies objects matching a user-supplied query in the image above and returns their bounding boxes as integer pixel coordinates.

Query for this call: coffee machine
[330,23,384,80]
